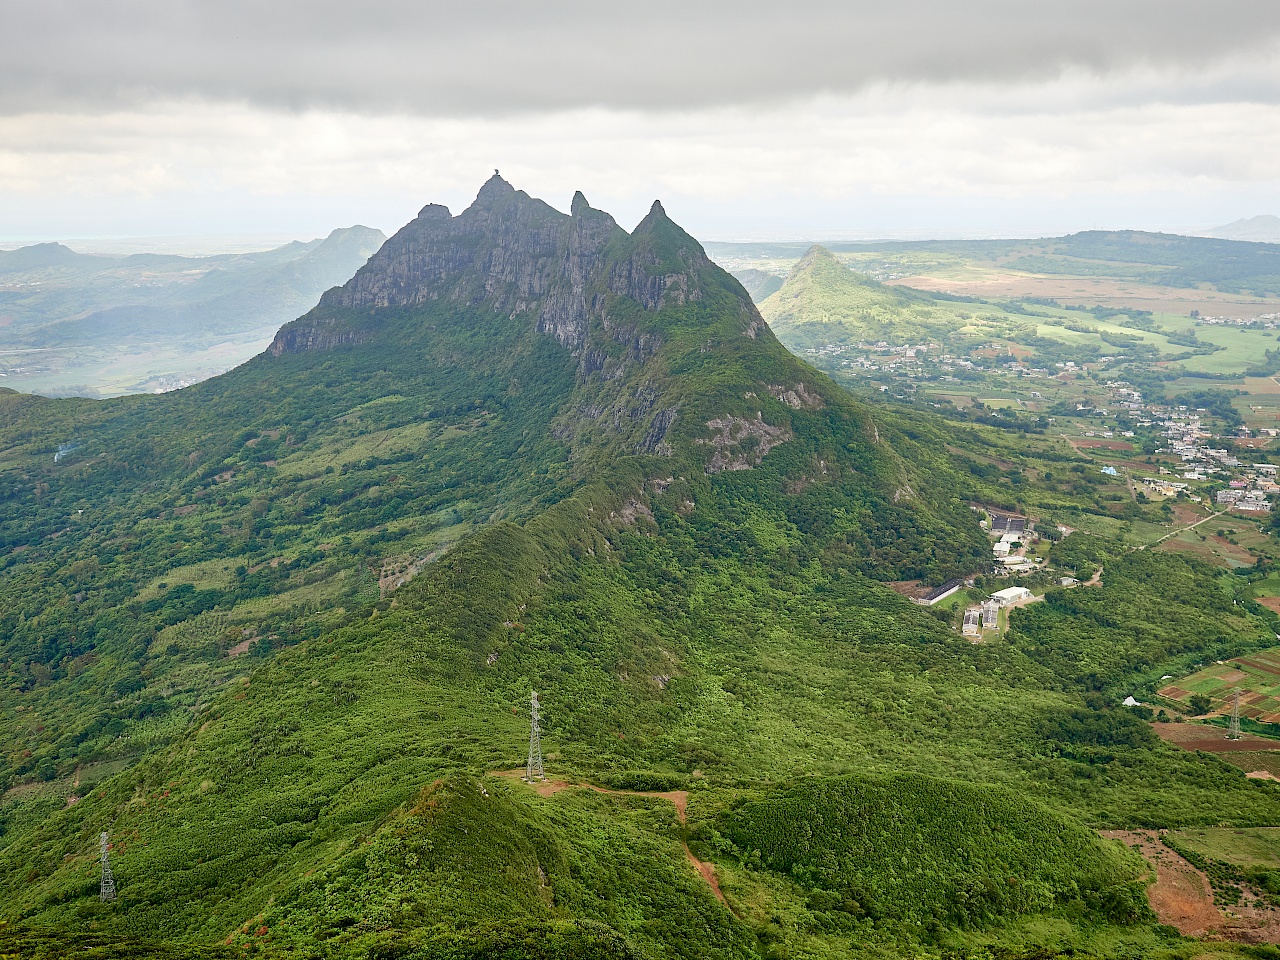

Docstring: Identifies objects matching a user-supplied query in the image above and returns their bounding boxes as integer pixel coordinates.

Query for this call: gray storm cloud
[4,0,1280,115]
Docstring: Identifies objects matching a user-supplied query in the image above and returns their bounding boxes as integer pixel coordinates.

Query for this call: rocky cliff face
[266,174,813,466]
[270,173,757,361]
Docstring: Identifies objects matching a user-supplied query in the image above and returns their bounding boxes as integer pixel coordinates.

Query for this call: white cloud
[4,67,1280,240]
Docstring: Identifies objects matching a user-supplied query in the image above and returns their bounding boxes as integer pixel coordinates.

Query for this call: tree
[1188,694,1212,716]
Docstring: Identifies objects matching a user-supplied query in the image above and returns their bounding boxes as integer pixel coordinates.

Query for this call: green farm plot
[1064,512,1170,546]
[1248,571,1280,600]
[1179,325,1280,375]
[1160,650,1280,722]
[1158,527,1260,569]
[1220,752,1280,778]
[1167,827,1280,872]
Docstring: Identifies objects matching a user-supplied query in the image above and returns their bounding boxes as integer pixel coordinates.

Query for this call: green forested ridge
[3,178,1280,959]
[715,774,1147,928]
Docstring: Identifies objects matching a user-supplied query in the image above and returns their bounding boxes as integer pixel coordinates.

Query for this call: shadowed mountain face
[0,178,1103,959]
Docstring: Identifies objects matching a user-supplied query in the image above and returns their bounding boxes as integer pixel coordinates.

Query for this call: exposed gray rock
[700,414,791,473]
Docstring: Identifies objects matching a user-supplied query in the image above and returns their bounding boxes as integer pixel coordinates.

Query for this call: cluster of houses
[1195,312,1280,327]
[982,513,1038,573]
[1214,464,1279,513]
[960,586,1034,637]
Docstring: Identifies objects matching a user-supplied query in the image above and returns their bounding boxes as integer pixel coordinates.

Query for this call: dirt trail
[1146,510,1230,549]
[1102,829,1280,944]
[1102,829,1221,937]
[492,771,728,908]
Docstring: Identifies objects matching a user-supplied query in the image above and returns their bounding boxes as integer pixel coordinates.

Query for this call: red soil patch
[886,580,927,600]
[225,638,251,658]
[1171,503,1203,524]
[1101,830,1220,937]
[1153,722,1280,752]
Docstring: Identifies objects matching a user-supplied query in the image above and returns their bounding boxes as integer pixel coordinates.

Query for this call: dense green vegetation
[714,774,1147,928]
[6,179,1280,959]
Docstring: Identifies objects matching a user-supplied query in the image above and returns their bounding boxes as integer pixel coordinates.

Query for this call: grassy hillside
[759,245,963,347]
[5,180,1280,959]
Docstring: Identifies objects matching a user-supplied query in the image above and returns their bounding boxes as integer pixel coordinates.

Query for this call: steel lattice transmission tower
[526,691,545,782]
[1229,686,1243,740]
[99,832,116,902]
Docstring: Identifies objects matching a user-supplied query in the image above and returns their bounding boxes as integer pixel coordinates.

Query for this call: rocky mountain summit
[272,172,762,358]
[270,174,781,465]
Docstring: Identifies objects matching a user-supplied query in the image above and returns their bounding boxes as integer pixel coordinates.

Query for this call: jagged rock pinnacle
[571,191,591,216]
[475,171,515,205]
[632,200,670,235]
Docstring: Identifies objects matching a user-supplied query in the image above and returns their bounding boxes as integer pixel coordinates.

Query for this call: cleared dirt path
[1146,510,1230,549]
[1103,829,1280,944]
[492,771,729,908]
[1102,830,1220,937]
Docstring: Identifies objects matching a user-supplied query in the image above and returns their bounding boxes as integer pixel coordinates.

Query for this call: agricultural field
[1169,827,1280,873]
[1160,651,1280,721]
[1156,527,1265,570]
[1220,751,1280,778]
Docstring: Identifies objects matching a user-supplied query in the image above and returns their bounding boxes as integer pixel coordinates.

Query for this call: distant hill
[715,230,1280,298]
[728,267,784,302]
[1202,215,1280,243]
[0,226,386,395]
[760,244,963,348]
[0,241,87,273]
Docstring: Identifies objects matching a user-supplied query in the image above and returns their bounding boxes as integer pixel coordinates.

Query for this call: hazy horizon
[4,2,1280,242]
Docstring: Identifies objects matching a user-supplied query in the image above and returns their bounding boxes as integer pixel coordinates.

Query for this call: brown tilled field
[888,273,1280,318]
[1073,439,1135,451]
[1153,722,1280,752]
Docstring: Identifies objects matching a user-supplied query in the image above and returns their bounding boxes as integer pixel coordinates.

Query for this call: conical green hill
[760,244,961,348]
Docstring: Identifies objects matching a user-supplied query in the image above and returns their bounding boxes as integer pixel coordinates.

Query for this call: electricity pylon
[1229,686,1242,740]
[526,691,545,782]
[99,832,116,902]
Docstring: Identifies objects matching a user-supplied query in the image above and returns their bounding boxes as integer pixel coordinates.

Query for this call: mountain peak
[634,200,669,231]
[280,177,764,364]
[417,203,452,221]
[474,170,517,207]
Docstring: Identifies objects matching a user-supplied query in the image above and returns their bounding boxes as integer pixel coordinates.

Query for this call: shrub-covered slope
[5,179,1280,959]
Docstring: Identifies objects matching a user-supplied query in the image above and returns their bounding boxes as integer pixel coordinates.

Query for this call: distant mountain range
[0,226,386,396]
[1201,215,1280,243]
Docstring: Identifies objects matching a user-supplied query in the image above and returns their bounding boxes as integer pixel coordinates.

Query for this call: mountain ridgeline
[0,226,387,397]
[6,178,1280,960]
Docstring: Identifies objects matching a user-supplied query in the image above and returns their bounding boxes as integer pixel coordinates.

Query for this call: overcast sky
[4,0,1280,244]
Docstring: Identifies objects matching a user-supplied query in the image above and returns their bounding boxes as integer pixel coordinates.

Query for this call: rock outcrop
[270,174,758,361]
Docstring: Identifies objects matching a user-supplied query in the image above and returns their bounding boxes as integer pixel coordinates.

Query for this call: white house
[990,586,1033,605]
